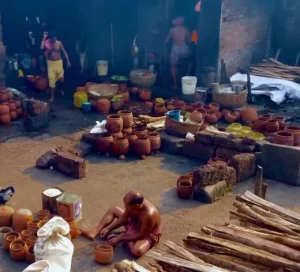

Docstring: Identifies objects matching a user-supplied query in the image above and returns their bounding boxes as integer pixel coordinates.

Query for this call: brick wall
[218,0,272,77]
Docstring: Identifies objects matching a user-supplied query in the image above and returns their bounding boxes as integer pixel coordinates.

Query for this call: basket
[130,69,157,88]
[88,84,118,100]
[165,112,203,138]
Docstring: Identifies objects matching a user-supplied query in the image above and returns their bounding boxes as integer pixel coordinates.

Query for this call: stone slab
[194,130,216,145]
[214,134,255,152]
[159,132,184,155]
[182,141,215,161]
[215,147,241,160]
[70,142,94,157]
[229,153,256,182]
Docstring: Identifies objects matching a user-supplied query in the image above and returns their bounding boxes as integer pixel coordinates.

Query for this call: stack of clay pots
[0,89,23,125]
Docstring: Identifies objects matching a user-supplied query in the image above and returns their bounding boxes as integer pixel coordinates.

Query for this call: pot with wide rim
[205,113,218,124]
[94,244,114,265]
[27,219,41,234]
[274,116,285,130]
[147,132,161,152]
[125,133,137,151]
[21,230,33,241]
[133,128,147,137]
[112,137,130,156]
[26,245,35,264]
[37,209,51,221]
[134,136,151,156]
[106,114,123,133]
[225,112,237,123]
[260,114,272,121]
[252,117,268,132]
[0,205,14,227]
[10,239,28,261]
[118,110,133,128]
[209,102,220,113]
[284,126,300,146]
[97,133,113,154]
[177,175,192,185]
[26,236,38,247]
[266,119,279,133]
[177,181,193,200]
[274,131,294,146]
[3,231,20,251]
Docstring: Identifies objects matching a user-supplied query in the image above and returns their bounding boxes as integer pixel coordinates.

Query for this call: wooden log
[229,210,265,227]
[254,166,263,198]
[187,232,300,271]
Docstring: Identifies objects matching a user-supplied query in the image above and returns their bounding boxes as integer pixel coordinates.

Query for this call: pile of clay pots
[0,89,23,125]
[97,110,161,160]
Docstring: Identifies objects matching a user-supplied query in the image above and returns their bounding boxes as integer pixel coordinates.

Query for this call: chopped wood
[115,260,153,272]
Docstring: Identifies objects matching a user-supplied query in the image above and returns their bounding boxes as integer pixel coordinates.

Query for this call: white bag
[23,260,51,272]
[34,217,74,272]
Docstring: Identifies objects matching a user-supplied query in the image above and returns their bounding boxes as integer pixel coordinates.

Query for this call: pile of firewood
[250,58,300,82]
[146,191,300,272]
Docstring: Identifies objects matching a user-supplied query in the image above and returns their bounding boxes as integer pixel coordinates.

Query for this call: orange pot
[10,239,28,261]
[125,133,137,151]
[25,236,37,247]
[26,245,35,264]
[13,209,33,232]
[134,136,151,156]
[8,100,16,111]
[94,244,114,265]
[97,133,113,154]
[122,127,133,135]
[106,114,123,133]
[96,99,111,113]
[64,217,80,239]
[147,132,161,152]
[274,131,294,146]
[10,111,17,120]
[37,210,51,221]
[27,219,41,235]
[118,110,133,128]
[284,126,300,146]
[209,102,220,113]
[0,91,8,103]
[205,113,218,124]
[0,206,14,227]
[112,137,129,156]
[21,230,33,241]
[139,89,151,101]
[7,91,13,100]
[177,181,193,199]
[154,104,167,117]
[0,104,9,115]
[3,231,20,251]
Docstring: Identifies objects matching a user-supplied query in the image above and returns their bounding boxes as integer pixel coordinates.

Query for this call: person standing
[40,30,71,102]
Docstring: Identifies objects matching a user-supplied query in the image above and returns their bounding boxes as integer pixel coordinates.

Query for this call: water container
[97,60,108,76]
[182,76,197,95]
[82,102,92,112]
[167,110,180,121]
[74,91,88,108]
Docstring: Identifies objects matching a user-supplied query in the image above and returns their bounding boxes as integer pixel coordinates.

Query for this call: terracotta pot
[221,109,231,117]
[0,227,12,245]
[37,210,50,221]
[13,209,33,232]
[232,111,241,120]
[122,127,133,134]
[15,100,21,108]
[96,99,111,113]
[10,239,28,261]
[134,136,151,156]
[76,86,86,93]
[176,175,192,185]
[266,119,279,133]
[112,137,129,156]
[174,100,185,111]
[177,181,193,200]
[0,91,8,103]
[97,133,113,154]
[119,90,130,103]
[125,133,137,151]
[139,89,152,101]
[190,110,203,123]
[202,105,212,114]
[225,112,237,123]
[0,206,14,227]
[252,117,268,132]
[118,110,133,128]
[274,131,294,146]
[194,108,207,118]
[21,230,33,241]
[64,217,80,239]
[16,108,23,117]
[215,111,223,121]
[130,87,139,95]
[7,92,13,100]
[0,114,11,124]
[94,244,114,265]
[111,101,123,112]
[133,128,147,137]
[10,111,17,120]
[35,77,48,91]
[205,113,218,124]
[27,219,41,235]
[147,132,161,152]
[26,245,35,264]
[274,116,285,130]
[209,102,220,113]
[166,105,176,111]
[241,107,258,122]
[106,114,123,133]
[284,126,300,146]
[26,236,38,247]
[261,114,272,121]
[112,131,123,139]
[154,104,167,117]
[3,231,20,251]
[145,101,154,109]
[0,104,9,115]
[185,104,194,112]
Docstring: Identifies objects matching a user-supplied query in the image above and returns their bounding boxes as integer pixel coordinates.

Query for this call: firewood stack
[147,191,300,272]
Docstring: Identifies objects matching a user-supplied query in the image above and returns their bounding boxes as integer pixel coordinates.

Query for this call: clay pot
[26,236,38,247]
[190,110,203,123]
[10,239,28,261]
[194,108,207,118]
[112,137,129,156]
[174,100,185,111]
[145,101,154,109]
[225,112,237,123]
[0,227,12,245]
[94,244,114,265]
[252,117,268,132]
[202,105,212,114]
[133,128,147,137]
[216,111,223,121]
[3,231,20,251]
[26,245,35,264]
[27,219,41,235]
[37,210,50,221]
[125,133,137,151]
[274,131,294,146]
[122,127,133,134]
[261,114,272,121]
[0,206,14,227]
[35,77,48,91]
[64,217,80,239]
[97,133,113,154]
[205,113,218,124]
[111,101,123,112]
[221,109,231,117]
[166,105,176,111]
[10,111,17,120]
[0,91,8,102]
[266,119,279,133]
[21,230,33,241]
[209,102,220,113]
[118,110,133,128]
[15,100,21,108]
[139,89,152,101]
[16,108,23,117]
[274,117,285,130]
[177,181,193,200]
[134,136,151,156]
[119,90,130,103]
[112,131,123,139]
[0,104,9,115]
[147,132,161,152]
[284,126,300,146]
[96,99,111,113]
[176,175,192,186]
[13,209,33,232]
[232,111,241,120]
[241,107,258,122]
[0,114,11,124]
[106,114,123,133]
[7,92,13,100]
[131,87,139,95]
[154,104,167,117]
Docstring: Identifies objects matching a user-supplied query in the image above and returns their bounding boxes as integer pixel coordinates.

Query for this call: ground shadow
[0,249,27,272]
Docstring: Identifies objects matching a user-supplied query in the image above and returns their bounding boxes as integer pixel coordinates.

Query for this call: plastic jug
[74,91,88,108]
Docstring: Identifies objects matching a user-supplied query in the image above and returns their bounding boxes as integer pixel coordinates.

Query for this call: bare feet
[79,226,98,240]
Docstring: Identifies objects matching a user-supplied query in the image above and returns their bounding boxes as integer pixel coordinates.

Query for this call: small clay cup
[177,181,193,200]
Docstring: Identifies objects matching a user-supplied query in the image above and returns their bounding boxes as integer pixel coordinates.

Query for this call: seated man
[80,191,162,257]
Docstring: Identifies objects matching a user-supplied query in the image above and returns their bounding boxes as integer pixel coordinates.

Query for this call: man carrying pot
[80,191,162,257]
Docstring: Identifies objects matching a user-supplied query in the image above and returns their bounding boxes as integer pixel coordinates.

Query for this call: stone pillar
[0,13,6,89]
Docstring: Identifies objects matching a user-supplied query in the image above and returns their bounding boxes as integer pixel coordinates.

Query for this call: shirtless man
[80,191,162,257]
[164,16,190,89]
[40,30,71,102]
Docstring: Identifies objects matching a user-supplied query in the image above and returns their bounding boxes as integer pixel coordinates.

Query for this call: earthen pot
[26,236,38,247]
[0,104,9,115]
[112,131,123,139]
[221,109,231,117]
[10,111,17,120]
[7,91,13,100]
[284,126,300,146]
[261,114,272,121]
[27,219,41,235]
[177,181,193,200]
[0,227,12,245]
[166,105,176,111]
[15,100,21,108]
[145,101,154,109]
[26,245,35,264]
[185,104,194,112]
[139,89,151,101]
[232,111,241,120]
[8,100,16,111]
[21,230,33,242]
[241,107,258,122]
[209,102,220,113]
[154,104,167,117]
[3,231,20,251]
[216,111,223,121]
[13,209,33,232]
[134,136,151,156]
[194,108,207,119]
[0,206,14,227]
[35,77,48,91]
[112,137,129,156]
[16,108,23,117]
[111,101,123,112]
[0,91,8,103]
[190,110,203,123]
[37,210,51,221]
[122,127,133,135]
[97,133,113,154]
[133,128,147,137]
[118,110,133,128]
[202,105,212,114]
[125,133,137,151]
[205,113,218,124]
[274,116,285,130]
[147,132,161,152]
[252,117,268,132]
[10,239,28,261]
[130,87,139,95]
[96,99,111,114]
[94,244,114,265]
[266,119,279,133]
[176,175,192,186]
[225,112,237,123]
[106,114,123,133]
[0,114,11,124]
[64,217,80,240]
[274,131,294,146]
[174,100,186,111]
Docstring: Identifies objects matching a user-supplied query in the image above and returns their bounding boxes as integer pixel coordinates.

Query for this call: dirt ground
[0,132,300,272]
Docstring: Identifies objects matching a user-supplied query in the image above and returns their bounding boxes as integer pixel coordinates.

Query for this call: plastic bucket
[182,76,197,95]
[97,60,108,76]
[167,110,180,121]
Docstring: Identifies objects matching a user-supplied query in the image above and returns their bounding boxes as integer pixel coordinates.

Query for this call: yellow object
[226,123,242,133]
[18,69,24,77]
[74,91,88,108]
[155,98,165,104]
[252,133,264,141]
[47,59,64,88]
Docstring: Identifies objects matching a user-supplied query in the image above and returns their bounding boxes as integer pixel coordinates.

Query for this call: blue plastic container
[82,102,92,112]
[167,110,180,121]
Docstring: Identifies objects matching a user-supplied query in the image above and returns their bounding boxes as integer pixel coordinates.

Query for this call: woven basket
[165,112,202,138]
[130,69,157,88]
[88,84,118,100]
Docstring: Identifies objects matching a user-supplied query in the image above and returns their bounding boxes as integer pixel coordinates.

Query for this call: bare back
[170,26,189,46]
